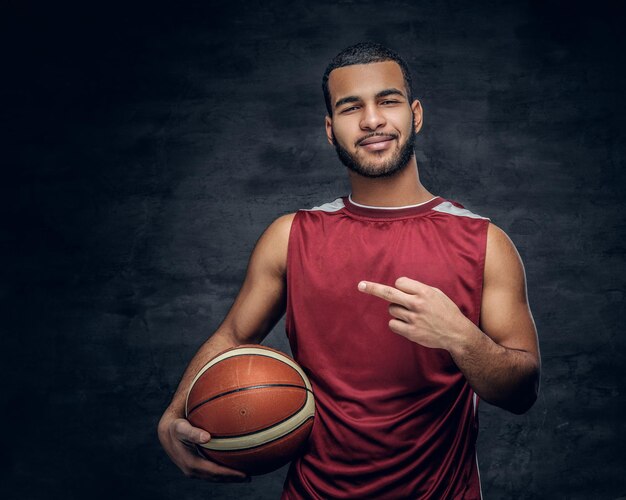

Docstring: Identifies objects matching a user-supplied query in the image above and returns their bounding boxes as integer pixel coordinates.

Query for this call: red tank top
[282,195,490,499]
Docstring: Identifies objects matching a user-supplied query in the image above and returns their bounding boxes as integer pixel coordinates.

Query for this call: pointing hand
[357,276,471,351]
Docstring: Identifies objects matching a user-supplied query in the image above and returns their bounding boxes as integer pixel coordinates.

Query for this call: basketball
[185,345,315,475]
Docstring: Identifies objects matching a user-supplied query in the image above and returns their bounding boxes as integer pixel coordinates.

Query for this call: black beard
[332,123,417,179]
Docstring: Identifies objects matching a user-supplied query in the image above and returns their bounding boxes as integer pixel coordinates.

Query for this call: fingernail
[199,432,209,441]
[358,281,366,291]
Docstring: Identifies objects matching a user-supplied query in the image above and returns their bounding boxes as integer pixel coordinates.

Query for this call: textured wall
[4,1,626,498]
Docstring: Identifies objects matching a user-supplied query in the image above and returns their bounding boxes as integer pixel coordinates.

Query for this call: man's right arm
[157,212,295,481]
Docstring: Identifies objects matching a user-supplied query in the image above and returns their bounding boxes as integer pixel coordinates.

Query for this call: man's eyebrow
[376,88,405,99]
[334,88,406,109]
[334,95,360,109]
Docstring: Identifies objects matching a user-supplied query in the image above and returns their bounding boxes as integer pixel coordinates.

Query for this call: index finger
[357,280,412,307]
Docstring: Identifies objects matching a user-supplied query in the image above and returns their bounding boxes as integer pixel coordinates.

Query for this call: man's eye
[342,106,359,113]
[381,100,399,105]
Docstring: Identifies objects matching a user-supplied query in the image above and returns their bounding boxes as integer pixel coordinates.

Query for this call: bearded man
[158,42,540,499]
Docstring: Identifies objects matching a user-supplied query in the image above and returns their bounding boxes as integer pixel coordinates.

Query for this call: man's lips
[358,135,395,146]
[357,135,396,152]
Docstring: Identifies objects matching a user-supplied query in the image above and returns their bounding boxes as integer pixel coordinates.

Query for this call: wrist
[447,316,481,357]
[159,405,183,429]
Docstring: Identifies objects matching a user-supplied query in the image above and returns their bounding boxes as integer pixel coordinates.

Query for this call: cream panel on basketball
[199,391,315,451]
[186,347,315,452]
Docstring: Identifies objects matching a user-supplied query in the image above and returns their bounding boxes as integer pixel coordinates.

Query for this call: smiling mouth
[358,134,396,147]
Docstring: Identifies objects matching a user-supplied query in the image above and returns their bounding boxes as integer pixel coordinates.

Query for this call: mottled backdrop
[4,0,626,498]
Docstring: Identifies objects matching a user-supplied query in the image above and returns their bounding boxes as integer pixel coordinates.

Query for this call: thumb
[173,418,211,444]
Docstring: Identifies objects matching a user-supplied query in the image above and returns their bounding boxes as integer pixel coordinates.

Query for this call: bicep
[479,223,539,360]
[216,213,295,345]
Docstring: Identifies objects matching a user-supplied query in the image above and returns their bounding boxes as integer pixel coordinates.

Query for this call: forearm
[449,320,540,414]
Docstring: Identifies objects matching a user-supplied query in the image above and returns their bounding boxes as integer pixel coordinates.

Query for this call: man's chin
[345,157,411,178]
[333,138,415,179]
[357,167,407,178]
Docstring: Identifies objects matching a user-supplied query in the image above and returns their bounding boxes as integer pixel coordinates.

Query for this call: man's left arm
[449,222,541,414]
[357,222,541,415]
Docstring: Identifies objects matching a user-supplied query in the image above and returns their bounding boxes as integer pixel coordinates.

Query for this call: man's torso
[281,195,490,499]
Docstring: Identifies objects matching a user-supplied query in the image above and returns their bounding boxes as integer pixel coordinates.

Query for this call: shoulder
[486,223,521,263]
[252,213,297,277]
[265,212,297,241]
[261,195,346,246]
[260,195,343,249]
[484,222,527,292]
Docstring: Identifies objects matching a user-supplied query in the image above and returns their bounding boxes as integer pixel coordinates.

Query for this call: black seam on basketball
[187,383,313,416]
[205,415,315,452]
[194,351,310,401]
[206,390,312,440]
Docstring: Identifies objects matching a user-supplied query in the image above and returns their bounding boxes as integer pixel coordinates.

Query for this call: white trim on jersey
[432,201,491,220]
[472,390,483,499]
[476,451,484,500]
[348,194,439,210]
[303,197,345,212]
[303,196,491,222]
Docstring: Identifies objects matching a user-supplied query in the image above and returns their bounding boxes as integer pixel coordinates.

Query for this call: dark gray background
[4,0,626,498]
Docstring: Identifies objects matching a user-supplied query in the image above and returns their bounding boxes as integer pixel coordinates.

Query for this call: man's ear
[325,115,334,145]
[411,99,423,134]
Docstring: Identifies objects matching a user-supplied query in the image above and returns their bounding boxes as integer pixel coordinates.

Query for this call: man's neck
[348,158,435,207]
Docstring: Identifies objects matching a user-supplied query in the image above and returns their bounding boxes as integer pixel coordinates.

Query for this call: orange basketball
[185,345,315,475]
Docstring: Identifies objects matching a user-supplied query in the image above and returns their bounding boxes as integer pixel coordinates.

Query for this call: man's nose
[360,104,386,130]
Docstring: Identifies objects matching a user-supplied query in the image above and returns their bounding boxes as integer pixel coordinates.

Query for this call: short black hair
[322,42,414,116]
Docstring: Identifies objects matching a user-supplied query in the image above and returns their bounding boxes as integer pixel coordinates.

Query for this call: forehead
[327,60,406,102]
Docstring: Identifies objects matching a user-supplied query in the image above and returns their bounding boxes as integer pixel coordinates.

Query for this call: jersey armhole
[284,210,302,342]
[475,219,490,329]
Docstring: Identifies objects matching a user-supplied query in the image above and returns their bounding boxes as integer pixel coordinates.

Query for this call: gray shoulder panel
[301,197,345,213]
[432,201,491,220]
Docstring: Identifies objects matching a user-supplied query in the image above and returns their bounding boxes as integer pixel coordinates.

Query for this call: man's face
[325,61,422,178]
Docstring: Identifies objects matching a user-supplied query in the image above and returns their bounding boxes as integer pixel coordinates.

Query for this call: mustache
[355,132,398,147]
